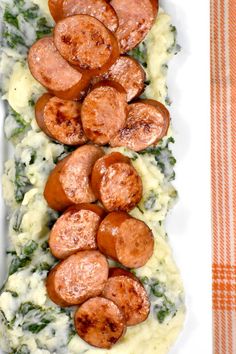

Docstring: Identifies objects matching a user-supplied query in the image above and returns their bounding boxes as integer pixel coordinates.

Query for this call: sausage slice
[109,267,137,281]
[49,0,64,22]
[110,0,157,53]
[103,56,146,102]
[54,15,120,75]
[91,152,130,199]
[46,251,109,306]
[103,275,150,325]
[49,204,106,259]
[97,212,154,268]
[74,297,126,349]
[35,94,88,145]
[91,153,142,212]
[54,0,119,32]
[28,37,90,100]
[81,82,127,145]
[34,93,54,137]
[110,100,170,152]
[44,145,104,211]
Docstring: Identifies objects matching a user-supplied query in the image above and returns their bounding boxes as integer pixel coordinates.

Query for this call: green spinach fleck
[2,31,25,49]
[22,240,38,256]
[11,344,30,354]
[9,256,31,275]
[18,302,54,334]
[4,10,19,29]
[32,262,51,273]
[14,161,32,203]
[5,290,19,298]
[22,5,39,20]
[36,17,53,39]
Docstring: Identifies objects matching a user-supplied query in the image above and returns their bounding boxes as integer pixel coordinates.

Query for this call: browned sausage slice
[35,95,88,145]
[44,145,104,211]
[35,93,54,137]
[49,204,106,259]
[74,297,126,349]
[110,0,157,53]
[110,100,170,152]
[103,56,146,102]
[91,153,142,212]
[46,251,109,306]
[48,0,64,22]
[103,275,150,325]
[109,267,137,281]
[28,37,90,100]
[54,15,120,75]
[91,152,130,199]
[60,0,119,32]
[97,212,154,268]
[81,81,127,145]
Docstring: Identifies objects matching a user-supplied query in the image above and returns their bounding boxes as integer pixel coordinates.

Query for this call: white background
[0,0,212,353]
[165,0,212,353]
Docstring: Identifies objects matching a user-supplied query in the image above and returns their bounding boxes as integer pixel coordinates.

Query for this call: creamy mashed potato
[0,1,185,353]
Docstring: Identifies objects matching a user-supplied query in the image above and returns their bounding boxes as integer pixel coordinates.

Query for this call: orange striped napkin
[211,0,236,352]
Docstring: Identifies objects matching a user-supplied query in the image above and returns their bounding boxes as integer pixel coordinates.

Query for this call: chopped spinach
[129,42,147,67]
[41,241,50,252]
[143,277,178,324]
[3,9,19,29]
[25,319,52,333]
[9,256,31,275]
[11,345,30,354]
[12,209,24,232]
[22,240,38,256]
[0,309,12,329]
[36,17,52,39]
[18,302,54,334]
[19,302,41,316]
[6,108,29,139]
[32,262,51,273]
[5,290,19,298]
[2,31,25,49]
[144,190,157,210]
[29,150,37,164]
[167,25,181,55]
[28,97,35,107]
[139,138,177,181]
[14,160,32,203]
[22,5,39,20]
[154,299,177,324]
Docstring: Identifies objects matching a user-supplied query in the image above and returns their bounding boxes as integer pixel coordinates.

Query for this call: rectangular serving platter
[0,0,212,353]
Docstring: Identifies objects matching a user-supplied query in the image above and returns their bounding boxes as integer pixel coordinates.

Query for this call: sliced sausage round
[91,152,130,200]
[54,15,120,75]
[44,145,104,211]
[49,204,106,259]
[35,93,54,137]
[28,37,90,100]
[110,0,157,53]
[103,275,150,325]
[48,0,64,22]
[81,81,127,145]
[59,0,119,32]
[103,56,146,102]
[74,297,126,349]
[110,100,170,152]
[35,94,88,145]
[46,250,109,306]
[97,212,154,268]
[91,153,142,212]
[109,267,137,281]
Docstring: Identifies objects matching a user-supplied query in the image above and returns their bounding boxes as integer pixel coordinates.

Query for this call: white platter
[0,0,212,353]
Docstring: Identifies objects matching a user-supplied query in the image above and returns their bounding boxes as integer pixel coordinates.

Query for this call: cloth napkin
[211,0,236,352]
